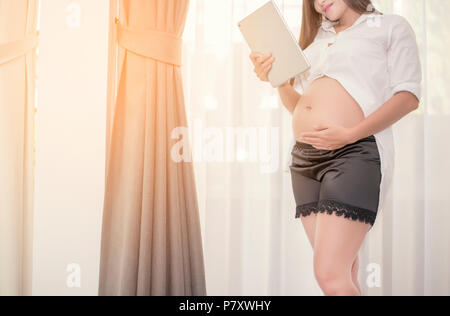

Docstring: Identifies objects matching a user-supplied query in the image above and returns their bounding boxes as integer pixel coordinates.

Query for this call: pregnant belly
[292,76,365,142]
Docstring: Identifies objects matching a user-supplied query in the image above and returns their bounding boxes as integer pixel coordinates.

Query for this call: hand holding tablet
[238,0,311,88]
[249,52,276,83]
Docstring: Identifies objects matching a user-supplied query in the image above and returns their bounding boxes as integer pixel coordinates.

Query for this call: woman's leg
[300,215,317,249]
[312,213,371,296]
[300,214,362,295]
[351,255,361,295]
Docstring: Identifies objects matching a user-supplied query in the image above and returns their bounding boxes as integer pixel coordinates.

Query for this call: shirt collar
[320,10,382,33]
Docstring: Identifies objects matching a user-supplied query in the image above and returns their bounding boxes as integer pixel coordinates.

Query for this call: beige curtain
[0,0,38,296]
[99,0,207,296]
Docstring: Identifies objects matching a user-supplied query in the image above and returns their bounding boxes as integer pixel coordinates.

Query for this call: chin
[326,15,339,22]
[325,5,345,21]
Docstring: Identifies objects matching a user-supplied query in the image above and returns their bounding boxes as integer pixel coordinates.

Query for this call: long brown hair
[289,0,382,86]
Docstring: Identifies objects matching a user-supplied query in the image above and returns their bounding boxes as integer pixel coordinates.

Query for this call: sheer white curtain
[182,0,449,296]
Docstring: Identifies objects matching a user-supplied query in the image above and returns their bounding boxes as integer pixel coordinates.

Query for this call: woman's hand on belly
[293,76,364,150]
[297,123,355,150]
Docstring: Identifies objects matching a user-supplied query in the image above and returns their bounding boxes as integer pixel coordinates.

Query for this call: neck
[337,9,362,28]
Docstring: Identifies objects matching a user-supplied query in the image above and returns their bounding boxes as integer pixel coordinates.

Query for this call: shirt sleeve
[292,73,304,94]
[387,15,422,102]
[291,28,322,95]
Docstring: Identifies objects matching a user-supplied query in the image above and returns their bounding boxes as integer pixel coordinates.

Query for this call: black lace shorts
[289,135,382,227]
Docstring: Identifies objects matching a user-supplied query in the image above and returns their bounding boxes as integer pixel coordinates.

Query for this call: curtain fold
[0,0,38,296]
[99,0,207,296]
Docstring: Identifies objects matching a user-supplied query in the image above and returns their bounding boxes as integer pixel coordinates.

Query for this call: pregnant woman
[249,0,422,296]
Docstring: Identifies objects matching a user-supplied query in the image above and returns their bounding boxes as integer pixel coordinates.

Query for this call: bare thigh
[314,213,371,271]
[301,214,317,249]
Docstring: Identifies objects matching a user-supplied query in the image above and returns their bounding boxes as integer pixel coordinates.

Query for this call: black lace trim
[295,199,376,226]
[294,201,319,217]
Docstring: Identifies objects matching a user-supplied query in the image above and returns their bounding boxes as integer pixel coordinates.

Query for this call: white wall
[33,0,109,295]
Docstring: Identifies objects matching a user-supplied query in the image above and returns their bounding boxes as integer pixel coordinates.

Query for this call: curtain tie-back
[0,31,39,66]
[115,18,183,67]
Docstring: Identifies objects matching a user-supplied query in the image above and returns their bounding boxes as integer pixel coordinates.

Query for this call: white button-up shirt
[284,11,422,219]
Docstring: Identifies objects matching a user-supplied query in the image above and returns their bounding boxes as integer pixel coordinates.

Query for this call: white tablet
[237,0,311,88]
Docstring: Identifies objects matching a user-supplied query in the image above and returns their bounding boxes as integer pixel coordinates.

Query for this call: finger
[249,52,262,65]
[299,137,331,149]
[297,138,319,146]
[314,126,329,131]
[262,56,275,68]
[257,54,272,72]
[250,52,262,60]
[300,131,324,138]
[259,53,272,64]
[257,61,272,77]
[300,135,323,142]
[310,142,326,149]
[310,143,328,150]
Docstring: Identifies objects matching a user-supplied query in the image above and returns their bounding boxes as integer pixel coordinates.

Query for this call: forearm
[277,81,302,114]
[349,92,420,143]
